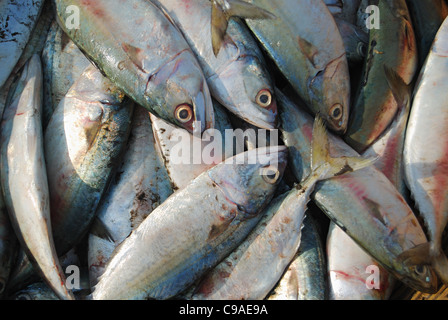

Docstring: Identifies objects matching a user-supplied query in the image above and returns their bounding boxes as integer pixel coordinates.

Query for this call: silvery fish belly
[41,21,92,128]
[151,101,234,191]
[404,17,448,286]
[268,215,327,300]
[0,55,74,300]
[151,0,277,130]
[44,64,133,258]
[90,146,288,300]
[243,0,351,134]
[88,106,173,287]
[277,89,438,294]
[54,0,214,135]
[327,222,396,300]
[0,0,44,88]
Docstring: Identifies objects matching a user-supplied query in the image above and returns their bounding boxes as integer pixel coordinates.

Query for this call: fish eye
[414,265,427,276]
[330,103,343,121]
[175,104,193,124]
[358,42,367,58]
[261,165,280,184]
[256,89,272,108]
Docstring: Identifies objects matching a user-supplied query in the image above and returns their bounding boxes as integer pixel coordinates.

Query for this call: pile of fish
[0,0,448,300]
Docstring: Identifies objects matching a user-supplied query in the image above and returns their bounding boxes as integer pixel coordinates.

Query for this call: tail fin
[211,0,275,56]
[311,115,377,180]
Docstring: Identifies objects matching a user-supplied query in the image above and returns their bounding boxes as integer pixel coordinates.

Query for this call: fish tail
[211,0,275,56]
[310,115,377,182]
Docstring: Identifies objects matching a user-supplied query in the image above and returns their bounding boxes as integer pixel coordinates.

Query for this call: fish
[87,105,174,287]
[278,88,438,293]
[10,282,61,301]
[43,64,134,260]
[407,0,448,68]
[151,0,278,130]
[327,221,396,300]
[0,55,74,300]
[190,115,374,300]
[267,214,328,300]
[209,0,275,56]
[54,0,214,135]
[0,0,45,89]
[90,145,288,300]
[227,0,351,133]
[150,101,234,191]
[41,21,92,129]
[344,0,418,153]
[403,16,448,286]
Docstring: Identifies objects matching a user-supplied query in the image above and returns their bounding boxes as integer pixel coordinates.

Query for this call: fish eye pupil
[415,265,425,274]
[179,109,189,120]
[259,94,269,104]
[332,107,341,118]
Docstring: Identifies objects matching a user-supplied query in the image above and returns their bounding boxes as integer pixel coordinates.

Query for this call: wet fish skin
[190,116,375,300]
[327,221,396,300]
[41,21,92,129]
[324,0,361,25]
[45,64,134,257]
[88,105,174,287]
[152,0,278,130]
[0,0,45,88]
[334,18,369,64]
[403,17,448,285]
[90,146,288,300]
[0,55,74,300]
[54,0,214,135]
[278,89,438,294]
[344,0,418,153]
[268,214,327,300]
[241,0,351,134]
[407,0,448,67]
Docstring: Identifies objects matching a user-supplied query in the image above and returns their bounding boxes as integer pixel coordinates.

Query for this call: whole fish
[0,0,44,88]
[150,101,234,191]
[278,88,438,293]
[221,0,351,133]
[151,0,278,130]
[0,55,74,300]
[403,17,448,286]
[54,0,214,135]
[407,0,448,67]
[88,106,173,287]
[90,146,288,300]
[267,214,327,300]
[41,21,92,128]
[327,221,396,300]
[45,64,134,257]
[344,0,418,153]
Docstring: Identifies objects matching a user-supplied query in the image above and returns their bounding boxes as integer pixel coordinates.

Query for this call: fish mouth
[192,81,215,136]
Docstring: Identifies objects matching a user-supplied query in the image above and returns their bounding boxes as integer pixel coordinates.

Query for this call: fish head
[308,54,350,134]
[399,264,438,294]
[211,54,277,130]
[208,146,288,218]
[145,51,215,136]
